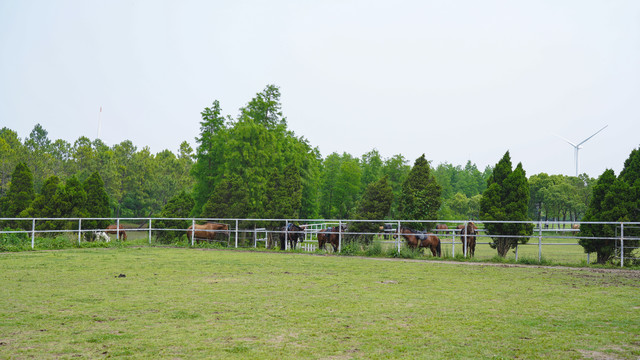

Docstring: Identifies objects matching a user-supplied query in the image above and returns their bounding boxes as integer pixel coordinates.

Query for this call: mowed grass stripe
[0,248,638,359]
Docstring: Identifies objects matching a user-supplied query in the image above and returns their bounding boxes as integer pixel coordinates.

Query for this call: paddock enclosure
[1,217,639,266]
[0,248,638,359]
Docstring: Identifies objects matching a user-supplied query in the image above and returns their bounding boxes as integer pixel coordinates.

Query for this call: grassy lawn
[1,248,639,359]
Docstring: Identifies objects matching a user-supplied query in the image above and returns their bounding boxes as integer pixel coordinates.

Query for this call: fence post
[463,222,468,258]
[191,218,195,246]
[285,220,289,250]
[235,219,238,248]
[452,226,455,257]
[116,218,120,241]
[78,218,82,245]
[538,220,542,263]
[338,220,342,253]
[396,220,401,253]
[148,218,152,245]
[31,218,35,249]
[620,222,624,268]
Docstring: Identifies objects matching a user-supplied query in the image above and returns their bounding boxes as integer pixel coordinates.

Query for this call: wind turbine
[556,125,608,177]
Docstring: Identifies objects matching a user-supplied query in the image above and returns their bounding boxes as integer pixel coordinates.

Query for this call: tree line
[1,84,638,263]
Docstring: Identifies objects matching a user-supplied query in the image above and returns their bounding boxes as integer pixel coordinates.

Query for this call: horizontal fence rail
[1,218,639,267]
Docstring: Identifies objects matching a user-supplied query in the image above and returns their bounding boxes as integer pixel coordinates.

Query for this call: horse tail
[436,238,441,257]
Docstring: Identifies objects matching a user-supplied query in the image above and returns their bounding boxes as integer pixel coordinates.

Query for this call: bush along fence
[1,218,639,267]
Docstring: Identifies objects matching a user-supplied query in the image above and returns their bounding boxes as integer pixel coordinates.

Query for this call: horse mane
[401,226,421,234]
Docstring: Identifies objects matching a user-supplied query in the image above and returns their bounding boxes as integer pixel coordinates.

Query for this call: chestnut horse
[458,222,478,257]
[106,224,127,241]
[187,222,230,244]
[279,223,305,250]
[395,227,441,257]
[317,225,345,252]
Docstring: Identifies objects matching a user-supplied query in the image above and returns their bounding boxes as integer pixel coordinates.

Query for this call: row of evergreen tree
[2,84,638,263]
[0,163,110,232]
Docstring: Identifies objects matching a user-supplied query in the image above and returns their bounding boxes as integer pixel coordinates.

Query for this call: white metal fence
[1,218,639,267]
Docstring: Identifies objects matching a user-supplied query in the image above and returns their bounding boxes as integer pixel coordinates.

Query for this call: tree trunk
[496,239,511,257]
[596,250,609,264]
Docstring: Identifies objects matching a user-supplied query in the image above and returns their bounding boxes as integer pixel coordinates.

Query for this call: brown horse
[458,222,478,257]
[106,224,127,241]
[317,225,345,252]
[435,224,450,234]
[396,227,441,257]
[187,222,230,244]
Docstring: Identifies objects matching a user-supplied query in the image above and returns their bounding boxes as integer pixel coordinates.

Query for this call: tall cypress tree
[56,177,88,220]
[201,174,250,219]
[154,191,195,244]
[1,162,35,220]
[398,154,441,228]
[350,176,394,244]
[264,164,303,220]
[28,175,61,231]
[83,172,111,231]
[579,170,621,264]
[191,100,228,215]
[580,147,640,264]
[480,151,533,257]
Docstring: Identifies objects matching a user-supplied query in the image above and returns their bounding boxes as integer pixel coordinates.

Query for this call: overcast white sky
[1,1,639,178]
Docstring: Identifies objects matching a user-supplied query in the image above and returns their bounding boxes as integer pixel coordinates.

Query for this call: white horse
[84,231,110,242]
[95,231,110,242]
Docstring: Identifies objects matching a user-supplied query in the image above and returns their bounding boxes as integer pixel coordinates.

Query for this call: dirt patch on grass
[577,349,622,360]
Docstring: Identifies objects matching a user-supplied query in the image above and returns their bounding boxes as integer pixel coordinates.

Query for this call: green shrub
[339,242,361,256]
[364,242,383,257]
[0,228,30,251]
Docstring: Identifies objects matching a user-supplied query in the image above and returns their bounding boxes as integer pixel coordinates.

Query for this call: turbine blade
[577,125,608,146]
[553,133,578,148]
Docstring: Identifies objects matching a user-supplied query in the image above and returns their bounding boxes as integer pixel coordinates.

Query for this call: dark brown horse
[317,225,345,252]
[396,227,441,257]
[458,222,478,257]
[279,223,305,250]
[379,223,394,240]
[106,224,127,241]
[187,222,230,244]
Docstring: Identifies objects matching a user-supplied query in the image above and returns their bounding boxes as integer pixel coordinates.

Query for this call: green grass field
[1,248,639,359]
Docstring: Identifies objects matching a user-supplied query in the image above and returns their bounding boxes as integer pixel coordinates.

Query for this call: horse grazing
[279,223,305,250]
[435,224,450,234]
[106,224,127,241]
[186,222,230,244]
[95,231,110,242]
[395,227,441,257]
[84,231,110,242]
[317,225,345,252]
[458,222,478,257]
